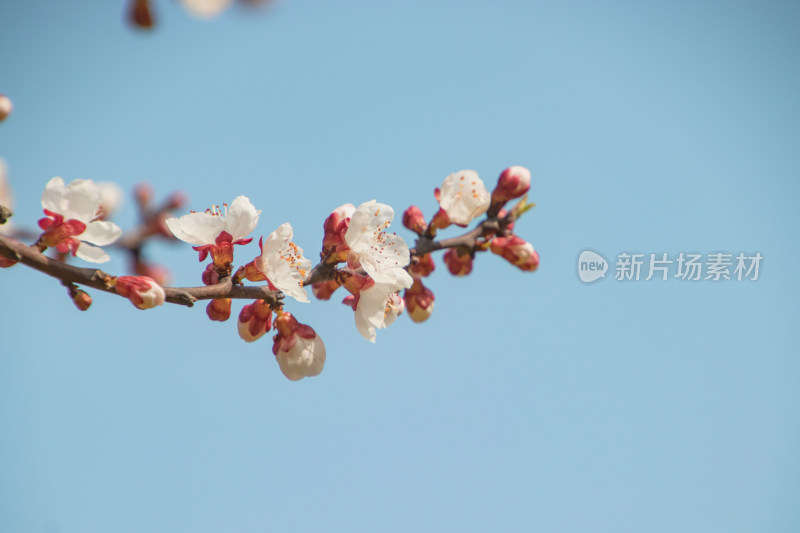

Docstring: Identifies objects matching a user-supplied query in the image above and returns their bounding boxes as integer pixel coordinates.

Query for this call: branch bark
[0,234,280,307]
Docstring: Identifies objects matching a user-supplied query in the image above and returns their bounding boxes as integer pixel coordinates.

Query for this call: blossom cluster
[0,165,539,382]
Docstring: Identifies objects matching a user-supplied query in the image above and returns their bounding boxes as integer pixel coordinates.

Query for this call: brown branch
[0,234,279,307]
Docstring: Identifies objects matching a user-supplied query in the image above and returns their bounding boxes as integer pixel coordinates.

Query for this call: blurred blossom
[0,95,12,122]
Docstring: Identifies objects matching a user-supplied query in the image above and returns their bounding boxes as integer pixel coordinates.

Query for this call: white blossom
[255,222,312,303]
[354,280,407,343]
[344,200,413,287]
[165,195,260,246]
[438,170,491,226]
[40,177,122,263]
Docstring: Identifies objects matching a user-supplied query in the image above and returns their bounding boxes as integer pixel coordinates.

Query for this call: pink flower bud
[206,298,232,321]
[0,253,18,268]
[492,166,531,204]
[408,253,435,278]
[402,205,427,235]
[490,235,539,271]
[443,248,474,276]
[0,95,12,123]
[237,300,273,342]
[312,279,342,300]
[272,312,326,381]
[115,276,166,310]
[404,279,435,323]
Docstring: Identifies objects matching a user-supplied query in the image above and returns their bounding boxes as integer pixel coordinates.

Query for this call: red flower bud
[490,235,539,271]
[443,248,474,276]
[206,298,232,321]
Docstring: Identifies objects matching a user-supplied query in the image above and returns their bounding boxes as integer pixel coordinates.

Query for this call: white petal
[224,196,260,242]
[74,242,110,263]
[41,177,66,213]
[62,179,102,222]
[165,211,226,245]
[80,220,122,246]
[258,223,311,303]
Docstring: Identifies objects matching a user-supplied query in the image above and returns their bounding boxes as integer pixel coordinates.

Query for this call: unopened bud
[115,276,166,309]
[408,253,435,278]
[490,235,539,271]
[71,288,92,311]
[431,207,451,230]
[0,255,18,268]
[492,166,531,205]
[322,203,355,261]
[312,279,341,300]
[272,312,326,381]
[201,263,220,286]
[443,248,474,276]
[402,205,427,235]
[237,300,273,342]
[206,298,232,321]
[0,95,13,123]
[404,279,435,323]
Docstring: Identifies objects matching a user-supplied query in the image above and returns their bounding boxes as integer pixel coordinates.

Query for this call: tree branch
[0,234,280,307]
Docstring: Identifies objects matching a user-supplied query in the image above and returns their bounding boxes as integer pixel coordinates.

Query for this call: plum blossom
[437,170,490,226]
[253,222,312,303]
[0,95,12,122]
[165,195,260,268]
[344,200,413,287]
[272,312,326,381]
[348,279,407,343]
[37,177,122,263]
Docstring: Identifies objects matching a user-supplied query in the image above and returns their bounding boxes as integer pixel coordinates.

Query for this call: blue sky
[1,1,798,532]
